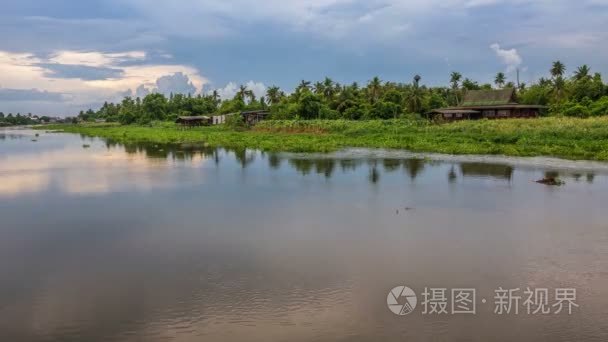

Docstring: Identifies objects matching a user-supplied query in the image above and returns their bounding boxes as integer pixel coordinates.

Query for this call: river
[1,127,607,341]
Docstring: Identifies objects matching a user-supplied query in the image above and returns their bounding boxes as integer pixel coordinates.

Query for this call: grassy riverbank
[37,117,608,160]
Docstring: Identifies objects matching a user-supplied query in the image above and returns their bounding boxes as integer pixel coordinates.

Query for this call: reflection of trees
[339,159,360,172]
[368,161,380,184]
[288,159,335,178]
[586,173,595,184]
[403,158,426,180]
[268,154,282,170]
[233,149,255,169]
[118,142,222,163]
[289,159,313,175]
[448,165,457,183]
[460,163,513,181]
[382,159,401,173]
[314,159,335,179]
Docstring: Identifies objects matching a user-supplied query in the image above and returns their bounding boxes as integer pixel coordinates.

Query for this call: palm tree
[236,85,248,101]
[266,86,282,105]
[323,77,335,100]
[313,82,324,95]
[553,76,566,101]
[450,71,462,105]
[450,72,462,89]
[245,90,256,103]
[574,65,591,81]
[551,61,566,78]
[296,80,311,93]
[367,76,382,104]
[494,72,506,88]
[408,75,423,113]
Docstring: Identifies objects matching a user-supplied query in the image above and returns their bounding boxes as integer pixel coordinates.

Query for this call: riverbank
[37,117,608,160]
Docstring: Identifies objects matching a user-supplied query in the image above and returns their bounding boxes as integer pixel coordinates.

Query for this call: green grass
[36,117,608,161]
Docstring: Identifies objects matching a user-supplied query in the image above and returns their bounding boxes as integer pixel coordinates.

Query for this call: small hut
[175,116,211,127]
[241,110,270,125]
[429,88,546,120]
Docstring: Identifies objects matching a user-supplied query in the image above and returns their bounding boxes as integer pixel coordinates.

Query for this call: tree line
[77,60,608,124]
[0,113,54,127]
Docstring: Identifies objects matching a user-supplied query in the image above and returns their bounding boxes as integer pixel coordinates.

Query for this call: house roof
[461,88,517,106]
[241,110,270,115]
[176,116,210,121]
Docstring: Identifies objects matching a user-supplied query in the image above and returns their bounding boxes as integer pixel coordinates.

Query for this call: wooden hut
[429,88,546,120]
[241,110,270,125]
[175,116,211,127]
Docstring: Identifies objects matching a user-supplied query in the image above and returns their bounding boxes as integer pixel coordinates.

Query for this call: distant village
[0,112,75,127]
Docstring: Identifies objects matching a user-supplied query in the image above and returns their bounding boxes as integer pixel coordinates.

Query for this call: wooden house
[429,88,546,120]
[175,116,211,127]
[241,110,270,125]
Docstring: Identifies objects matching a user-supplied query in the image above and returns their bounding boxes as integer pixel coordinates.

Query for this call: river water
[1,128,607,341]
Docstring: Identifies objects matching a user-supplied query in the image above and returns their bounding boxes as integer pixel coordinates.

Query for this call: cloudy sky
[1,0,607,115]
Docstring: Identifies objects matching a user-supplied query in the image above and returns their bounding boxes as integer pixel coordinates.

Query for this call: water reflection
[460,162,514,181]
[2,134,607,198]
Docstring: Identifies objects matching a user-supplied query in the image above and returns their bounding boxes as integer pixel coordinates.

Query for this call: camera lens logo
[387,286,417,315]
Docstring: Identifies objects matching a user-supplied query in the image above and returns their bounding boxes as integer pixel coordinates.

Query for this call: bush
[225,113,246,130]
[562,104,590,118]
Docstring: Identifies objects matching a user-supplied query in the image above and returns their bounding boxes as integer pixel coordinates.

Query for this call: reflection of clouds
[0,145,211,196]
[0,172,50,196]
[6,221,362,342]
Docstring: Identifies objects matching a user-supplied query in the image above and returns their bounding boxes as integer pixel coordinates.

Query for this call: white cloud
[209,81,267,100]
[0,50,208,115]
[490,43,523,72]
[48,50,146,67]
[155,72,197,95]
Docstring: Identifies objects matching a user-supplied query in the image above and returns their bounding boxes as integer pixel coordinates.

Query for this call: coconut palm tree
[553,76,566,101]
[296,80,311,93]
[367,76,382,104]
[236,85,248,101]
[574,65,591,81]
[450,72,462,89]
[408,75,423,113]
[450,71,462,105]
[494,72,506,88]
[323,77,335,100]
[313,82,324,95]
[211,90,220,105]
[266,86,282,105]
[245,89,256,103]
[551,61,566,78]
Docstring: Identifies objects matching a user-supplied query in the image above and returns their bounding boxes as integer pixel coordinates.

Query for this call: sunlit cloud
[0,49,208,114]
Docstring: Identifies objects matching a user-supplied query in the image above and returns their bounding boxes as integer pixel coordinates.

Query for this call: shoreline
[36,117,608,161]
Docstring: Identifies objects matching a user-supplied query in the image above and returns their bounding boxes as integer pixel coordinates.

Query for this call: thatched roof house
[430,88,546,120]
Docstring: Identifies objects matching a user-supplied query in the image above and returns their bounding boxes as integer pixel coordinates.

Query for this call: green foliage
[67,61,608,126]
[225,113,246,130]
[40,117,608,161]
[0,112,39,126]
